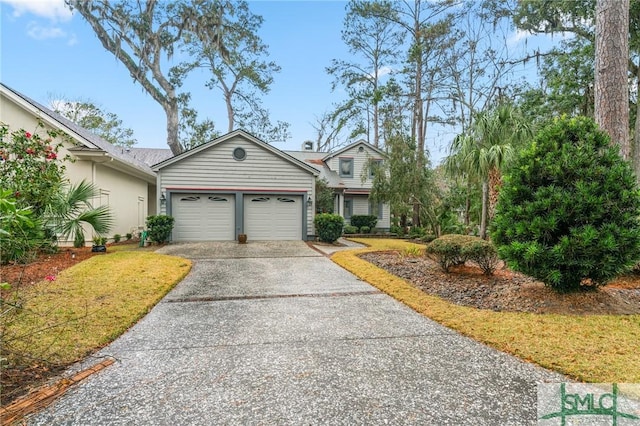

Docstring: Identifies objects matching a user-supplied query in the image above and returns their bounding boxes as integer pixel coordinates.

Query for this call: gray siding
[327,144,384,189]
[159,137,316,235]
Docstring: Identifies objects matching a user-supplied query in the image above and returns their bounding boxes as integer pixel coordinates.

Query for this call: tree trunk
[634,65,640,183]
[225,92,234,133]
[487,167,502,220]
[166,101,182,156]
[479,179,489,240]
[595,0,630,158]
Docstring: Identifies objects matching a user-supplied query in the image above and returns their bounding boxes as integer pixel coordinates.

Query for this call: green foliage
[315,178,334,213]
[0,189,44,264]
[407,226,427,239]
[92,235,108,246]
[389,224,405,236]
[0,122,70,216]
[359,226,371,234]
[343,225,358,234]
[426,234,498,275]
[314,213,344,243]
[113,234,121,243]
[146,215,175,244]
[350,215,378,230]
[491,116,640,291]
[51,98,137,148]
[125,233,133,240]
[44,180,113,246]
[401,245,423,257]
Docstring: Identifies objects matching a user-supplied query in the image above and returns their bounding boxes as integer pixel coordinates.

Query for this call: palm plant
[45,180,113,247]
[445,104,533,239]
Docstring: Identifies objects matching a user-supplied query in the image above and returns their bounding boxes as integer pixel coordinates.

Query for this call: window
[339,158,353,178]
[369,200,383,219]
[369,159,383,178]
[233,147,247,161]
[344,198,353,219]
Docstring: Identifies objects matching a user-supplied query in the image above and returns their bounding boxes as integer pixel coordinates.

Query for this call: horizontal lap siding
[159,137,316,235]
[328,144,383,190]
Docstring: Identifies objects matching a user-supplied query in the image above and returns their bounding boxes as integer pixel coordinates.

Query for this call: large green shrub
[314,213,344,243]
[146,215,175,244]
[350,215,378,230]
[426,234,498,274]
[0,189,44,264]
[491,116,640,292]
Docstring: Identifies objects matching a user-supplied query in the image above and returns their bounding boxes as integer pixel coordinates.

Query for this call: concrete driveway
[27,241,563,425]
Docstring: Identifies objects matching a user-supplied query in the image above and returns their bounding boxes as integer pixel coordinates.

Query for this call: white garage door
[244,195,302,240]
[172,194,235,241]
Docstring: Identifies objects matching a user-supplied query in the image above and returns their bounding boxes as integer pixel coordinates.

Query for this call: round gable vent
[233,147,247,161]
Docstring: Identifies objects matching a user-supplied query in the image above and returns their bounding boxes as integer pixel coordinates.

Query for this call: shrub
[426,234,498,274]
[113,234,121,243]
[314,213,344,243]
[401,245,423,257]
[146,215,175,244]
[408,226,426,239]
[422,234,437,243]
[0,190,44,264]
[491,116,640,292]
[360,226,371,234]
[390,224,405,236]
[125,233,133,240]
[350,215,378,230]
[343,225,358,234]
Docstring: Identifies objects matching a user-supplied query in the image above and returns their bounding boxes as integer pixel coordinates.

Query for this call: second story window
[369,159,383,178]
[339,158,354,178]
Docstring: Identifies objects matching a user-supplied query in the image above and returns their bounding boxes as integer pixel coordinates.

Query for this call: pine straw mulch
[360,251,640,315]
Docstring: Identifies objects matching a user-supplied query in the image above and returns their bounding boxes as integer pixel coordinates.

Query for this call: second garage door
[172,193,235,241]
[244,195,302,240]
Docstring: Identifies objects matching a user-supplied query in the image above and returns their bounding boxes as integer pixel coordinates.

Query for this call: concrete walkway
[27,241,563,425]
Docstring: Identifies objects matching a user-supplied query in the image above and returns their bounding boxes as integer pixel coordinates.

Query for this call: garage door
[244,195,302,240]
[171,194,235,241]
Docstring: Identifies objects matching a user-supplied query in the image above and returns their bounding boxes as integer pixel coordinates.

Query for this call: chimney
[302,140,314,151]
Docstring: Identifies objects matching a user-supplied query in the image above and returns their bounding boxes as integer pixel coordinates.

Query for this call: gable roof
[322,139,387,161]
[285,150,344,188]
[0,82,156,183]
[152,129,319,176]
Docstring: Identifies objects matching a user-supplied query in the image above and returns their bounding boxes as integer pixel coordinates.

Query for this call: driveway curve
[27,241,563,425]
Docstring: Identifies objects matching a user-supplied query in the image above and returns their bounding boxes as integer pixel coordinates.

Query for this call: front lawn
[332,238,640,383]
[1,249,191,404]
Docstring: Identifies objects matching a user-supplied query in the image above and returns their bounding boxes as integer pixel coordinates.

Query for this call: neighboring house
[0,83,157,243]
[152,130,319,241]
[288,140,390,230]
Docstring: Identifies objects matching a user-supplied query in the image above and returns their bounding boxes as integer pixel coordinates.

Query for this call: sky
[0,0,548,163]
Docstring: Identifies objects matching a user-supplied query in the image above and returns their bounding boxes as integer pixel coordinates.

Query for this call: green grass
[333,238,640,383]
[3,250,191,366]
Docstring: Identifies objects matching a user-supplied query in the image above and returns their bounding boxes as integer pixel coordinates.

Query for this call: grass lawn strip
[332,238,640,383]
[4,251,191,366]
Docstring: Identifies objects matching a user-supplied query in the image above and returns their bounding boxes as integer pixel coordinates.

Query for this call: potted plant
[91,235,108,252]
[238,233,247,244]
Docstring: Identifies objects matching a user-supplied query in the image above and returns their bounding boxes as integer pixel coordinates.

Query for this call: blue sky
[0,1,549,163]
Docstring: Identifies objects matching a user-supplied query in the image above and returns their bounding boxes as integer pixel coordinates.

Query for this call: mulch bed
[360,251,640,315]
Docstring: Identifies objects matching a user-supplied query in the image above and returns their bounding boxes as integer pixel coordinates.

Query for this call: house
[152,130,319,241]
[287,140,390,230]
[0,83,157,243]
[1,83,389,244]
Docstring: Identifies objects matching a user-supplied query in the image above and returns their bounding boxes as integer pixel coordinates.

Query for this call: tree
[328,0,404,147]
[444,104,532,239]
[512,0,640,176]
[595,0,630,157]
[492,116,640,292]
[50,97,137,148]
[183,1,288,142]
[369,132,436,231]
[315,178,335,213]
[67,0,227,155]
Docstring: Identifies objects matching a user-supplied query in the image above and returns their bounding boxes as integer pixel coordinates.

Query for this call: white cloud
[1,0,72,22]
[371,66,393,80]
[507,29,531,47]
[26,20,66,40]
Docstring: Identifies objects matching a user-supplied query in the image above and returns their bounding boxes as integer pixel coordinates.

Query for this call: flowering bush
[0,121,71,216]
